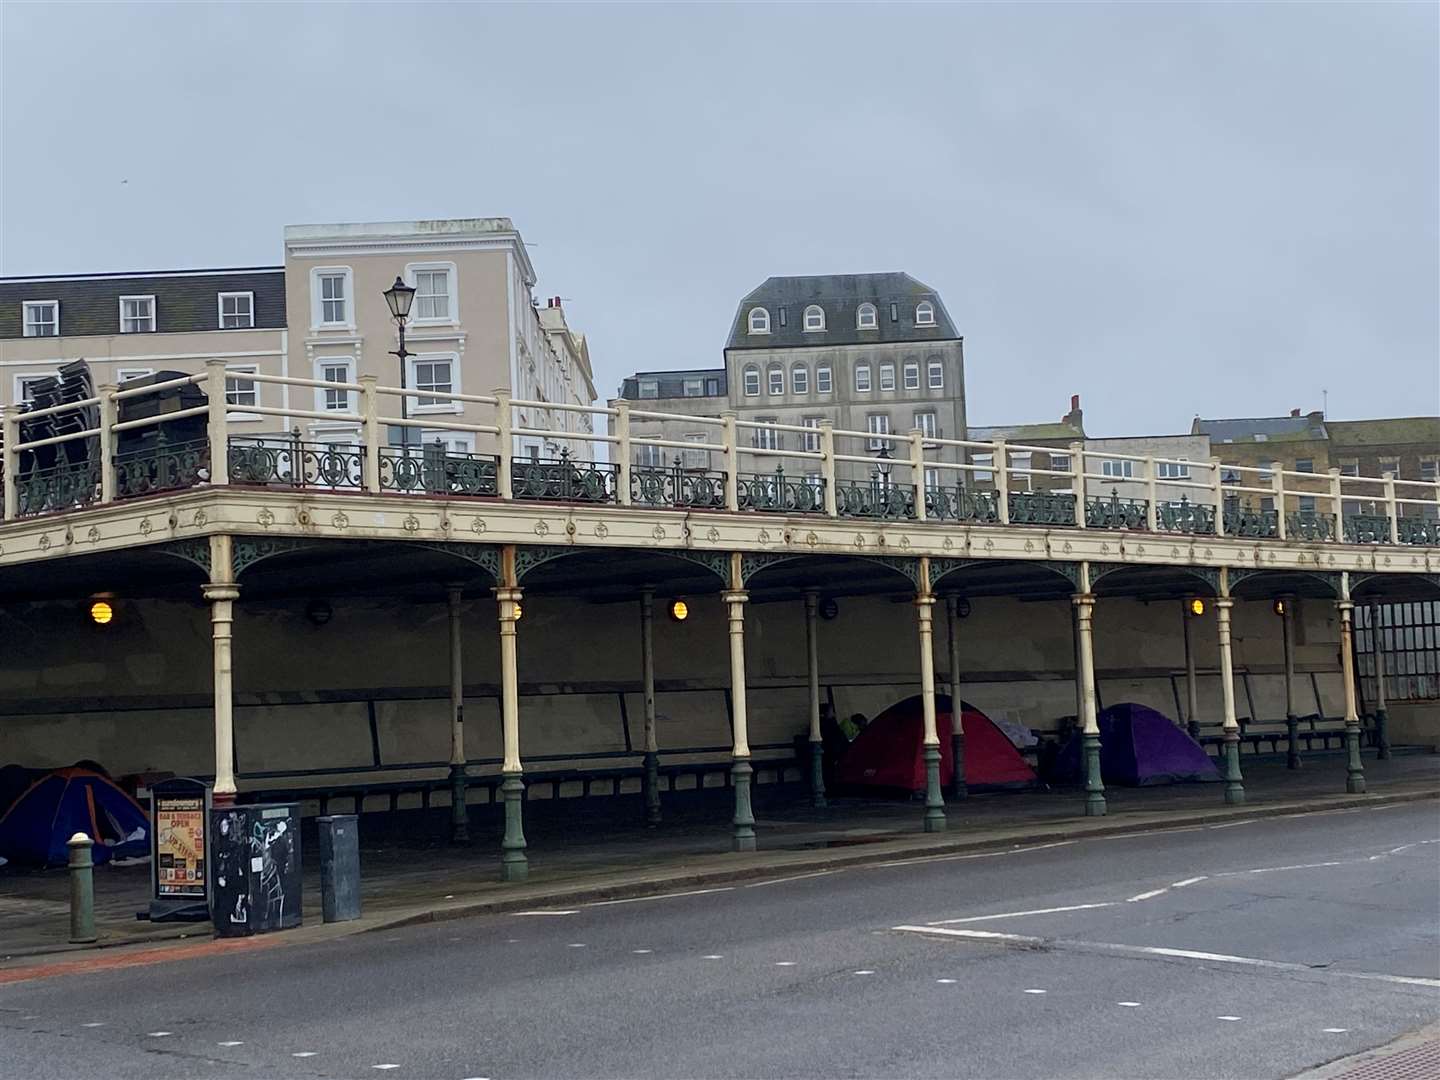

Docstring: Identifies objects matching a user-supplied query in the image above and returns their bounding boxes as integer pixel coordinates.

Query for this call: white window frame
[22,300,59,337]
[748,307,770,334]
[928,361,944,389]
[855,364,871,393]
[791,364,809,394]
[13,371,59,407]
[903,362,920,390]
[682,377,704,397]
[914,411,938,440]
[1051,453,1071,472]
[867,412,890,451]
[803,305,825,332]
[224,364,260,420]
[915,301,935,327]
[314,357,356,413]
[1379,457,1400,478]
[1101,458,1136,480]
[118,294,156,334]
[683,432,709,469]
[742,366,760,396]
[816,366,833,394]
[637,378,659,399]
[856,303,877,330]
[768,365,784,396]
[114,367,154,384]
[419,428,476,455]
[405,261,459,325]
[310,266,355,330]
[1157,460,1191,480]
[407,352,462,414]
[802,416,822,453]
[1338,459,1360,478]
[972,452,994,485]
[924,467,942,491]
[879,363,895,391]
[636,443,664,467]
[1420,457,1438,483]
[754,419,779,451]
[217,291,255,330]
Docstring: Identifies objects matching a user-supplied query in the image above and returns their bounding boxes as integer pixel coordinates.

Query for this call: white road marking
[566,943,587,948]
[853,970,875,975]
[1171,876,1207,888]
[632,949,653,954]
[1126,888,1169,903]
[81,1022,105,1028]
[1216,861,1343,877]
[293,1051,318,1057]
[373,1066,400,1071]
[1208,820,1258,829]
[892,926,1440,989]
[147,1031,172,1038]
[775,961,797,966]
[1217,1016,1241,1022]
[1023,989,1047,994]
[513,910,578,917]
[875,840,1076,869]
[928,903,1114,925]
[586,887,735,907]
[936,978,957,984]
[702,954,724,960]
[1117,1001,1141,1007]
[745,869,838,888]
[218,1041,243,1047]
[1323,1028,1349,1033]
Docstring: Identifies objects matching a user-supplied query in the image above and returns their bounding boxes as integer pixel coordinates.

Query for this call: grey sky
[2,2,1435,436]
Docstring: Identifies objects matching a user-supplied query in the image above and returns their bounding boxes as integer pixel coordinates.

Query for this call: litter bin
[318,814,361,923]
[210,803,302,938]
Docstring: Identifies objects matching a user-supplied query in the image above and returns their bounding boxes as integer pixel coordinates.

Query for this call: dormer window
[803,305,825,332]
[856,303,877,330]
[748,307,770,334]
[915,301,935,327]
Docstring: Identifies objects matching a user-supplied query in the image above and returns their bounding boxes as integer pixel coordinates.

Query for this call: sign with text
[147,778,211,921]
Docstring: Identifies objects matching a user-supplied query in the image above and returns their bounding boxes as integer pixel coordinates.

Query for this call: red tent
[835,694,1038,793]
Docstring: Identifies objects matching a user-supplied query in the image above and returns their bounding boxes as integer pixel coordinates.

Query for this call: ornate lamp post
[873,443,893,511]
[383,276,417,449]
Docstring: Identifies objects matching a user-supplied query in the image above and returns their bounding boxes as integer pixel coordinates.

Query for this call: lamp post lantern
[383,276,417,448]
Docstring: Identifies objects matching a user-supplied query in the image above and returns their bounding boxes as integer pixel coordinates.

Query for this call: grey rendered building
[615,273,966,482]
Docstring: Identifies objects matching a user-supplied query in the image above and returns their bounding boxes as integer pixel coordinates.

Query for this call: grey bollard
[317,814,361,923]
[67,832,97,944]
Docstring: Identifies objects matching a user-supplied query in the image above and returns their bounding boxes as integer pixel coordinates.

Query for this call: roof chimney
[1063,394,1084,433]
[1290,408,1301,418]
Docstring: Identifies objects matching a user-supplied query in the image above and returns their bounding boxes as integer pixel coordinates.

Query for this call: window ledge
[412,403,463,415]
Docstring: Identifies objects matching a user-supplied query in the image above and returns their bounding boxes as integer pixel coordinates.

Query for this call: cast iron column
[1074,591,1106,816]
[1338,588,1366,794]
[804,590,826,808]
[205,534,239,807]
[916,585,946,832]
[640,588,662,825]
[495,564,528,881]
[1282,597,1300,770]
[1371,603,1391,760]
[724,586,756,852]
[1216,596,1245,805]
[447,587,469,843]
[1183,606,1201,741]
[946,594,967,800]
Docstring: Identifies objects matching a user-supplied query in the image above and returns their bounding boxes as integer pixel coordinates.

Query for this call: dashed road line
[513,910,578,917]
[928,903,1114,925]
[587,886,734,907]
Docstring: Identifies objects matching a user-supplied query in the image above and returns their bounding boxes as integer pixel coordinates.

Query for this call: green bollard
[499,772,528,882]
[1083,733,1107,816]
[731,758,756,852]
[923,745,946,832]
[68,832,97,944]
[809,740,827,809]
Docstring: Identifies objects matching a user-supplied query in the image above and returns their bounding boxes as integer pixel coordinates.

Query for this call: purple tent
[1055,703,1220,786]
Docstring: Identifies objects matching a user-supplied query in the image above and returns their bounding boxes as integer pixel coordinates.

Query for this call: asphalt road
[2,802,1437,1080]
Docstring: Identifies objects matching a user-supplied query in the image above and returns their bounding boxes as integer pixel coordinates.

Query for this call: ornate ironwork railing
[229,436,364,492]
[736,468,825,514]
[1009,490,1077,526]
[1286,510,1336,542]
[1155,497,1216,536]
[13,458,101,517]
[833,478,915,520]
[1086,489,1148,530]
[115,436,210,501]
[1223,502,1279,538]
[1343,513,1392,545]
[511,451,617,504]
[380,445,499,497]
[632,461,726,510]
[925,485,1000,524]
[1398,516,1439,546]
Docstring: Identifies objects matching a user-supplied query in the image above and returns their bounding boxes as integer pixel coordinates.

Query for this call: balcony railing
[1,363,1436,550]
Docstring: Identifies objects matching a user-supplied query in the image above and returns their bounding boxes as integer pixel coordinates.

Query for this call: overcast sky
[2,2,1435,435]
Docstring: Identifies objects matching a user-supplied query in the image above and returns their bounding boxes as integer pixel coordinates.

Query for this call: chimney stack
[1290,408,1301,418]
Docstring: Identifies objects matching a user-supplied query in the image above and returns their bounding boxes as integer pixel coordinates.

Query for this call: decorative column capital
[721,589,749,606]
[202,584,240,604]
[914,593,936,611]
[1215,597,1235,612]
[1071,592,1096,610]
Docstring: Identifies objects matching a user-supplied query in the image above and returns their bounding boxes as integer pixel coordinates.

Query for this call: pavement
[1,753,1437,971]
[0,797,1436,1078]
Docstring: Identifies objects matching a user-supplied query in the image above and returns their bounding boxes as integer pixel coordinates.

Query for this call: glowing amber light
[511,602,522,621]
[1273,598,1286,616]
[670,599,689,622]
[1187,598,1206,617]
[89,601,114,625]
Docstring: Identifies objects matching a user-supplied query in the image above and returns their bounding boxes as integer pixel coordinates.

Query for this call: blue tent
[1053,703,1221,786]
[0,767,149,867]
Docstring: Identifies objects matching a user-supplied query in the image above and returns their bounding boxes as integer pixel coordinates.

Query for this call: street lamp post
[873,443,894,513]
[383,276,417,449]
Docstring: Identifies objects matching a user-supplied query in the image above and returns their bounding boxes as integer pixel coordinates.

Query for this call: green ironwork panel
[411,541,502,582]
[1008,491,1076,527]
[513,544,579,583]
[151,538,211,576]
[736,469,825,515]
[739,552,808,586]
[927,558,989,591]
[666,550,732,584]
[1037,561,1083,590]
[233,537,312,577]
[856,555,922,590]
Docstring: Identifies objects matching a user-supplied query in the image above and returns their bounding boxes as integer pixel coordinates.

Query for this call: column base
[642,750,662,827]
[500,772,528,882]
[808,740,827,809]
[923,744,946,832]
[212,790,238,808]
[1083,733,1106,817]
[1375,708,1391,761]
[1222,734,1245,805]
[1285,715,1301,771]
[449,763,470,844]
[1345,725,1366,794]
[950,733,968,800]
[732,759,756,852]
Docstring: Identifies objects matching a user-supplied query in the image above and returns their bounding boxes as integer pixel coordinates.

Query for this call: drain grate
[1328,1038,1440,1080]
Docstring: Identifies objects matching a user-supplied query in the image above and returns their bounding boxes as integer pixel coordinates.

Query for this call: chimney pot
[1290,408,1301,417]
[1071,394,1080,411]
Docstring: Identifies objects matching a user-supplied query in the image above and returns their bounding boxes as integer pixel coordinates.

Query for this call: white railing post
[494,388,513,500]
[723,411,739,511]
[1211,456,1226,537]
[1273,469,1287,540]
[1328,467,1344,542]
[1145,456,1159,532]
[615,401,633,506]
[1,408,18,520]
[1383,472,1399,544]
[97,384,117,504]
[359,374,381,494]
[820,420,837,517]
[1070,441,1086,527]
[910,429,927,522]
[205,359,230,488]
[993,438,1009,525]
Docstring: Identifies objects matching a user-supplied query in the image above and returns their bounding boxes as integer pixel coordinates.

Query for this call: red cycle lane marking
[0,936,282,986]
